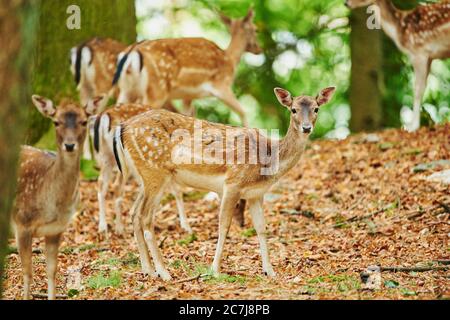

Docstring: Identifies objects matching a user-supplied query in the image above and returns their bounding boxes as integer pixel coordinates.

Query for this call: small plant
[242,228,257,238]
[86,271,122,289]
[177,233,197,246]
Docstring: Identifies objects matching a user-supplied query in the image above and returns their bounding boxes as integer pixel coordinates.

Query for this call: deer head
[345,0,375,9]
[220,8,262,54]
[31,95,106,153]
[274,87,336,134]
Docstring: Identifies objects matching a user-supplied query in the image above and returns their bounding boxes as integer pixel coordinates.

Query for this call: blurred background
[17,0,450,145]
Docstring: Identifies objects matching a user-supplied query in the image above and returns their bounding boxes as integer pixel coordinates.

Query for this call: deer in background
[93,103,192,234]
[113,9,262,127]
[113,86,336,280]
[345,0,450,131]
[70,38,125,160]
[11,95,104,299]
[70,38,185,160]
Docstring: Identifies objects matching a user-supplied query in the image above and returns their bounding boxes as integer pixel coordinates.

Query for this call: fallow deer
[11,95,104,299]
[345,0,450,131]
[70,38,125,160]
[93,103,192,234]
[70,38,186,160]
[113,9,262,127]
[113,86,336,280]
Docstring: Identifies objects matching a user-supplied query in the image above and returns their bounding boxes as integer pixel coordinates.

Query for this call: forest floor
[3,124,449,300]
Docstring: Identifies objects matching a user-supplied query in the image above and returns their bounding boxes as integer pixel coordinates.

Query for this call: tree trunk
[26,0,137,144]
[349,8,383,132]
[0,0,37,297]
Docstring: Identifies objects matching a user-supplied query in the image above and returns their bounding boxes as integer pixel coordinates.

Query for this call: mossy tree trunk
[0,0,37,297]
[27,0,137,144]
[349,8,383,132]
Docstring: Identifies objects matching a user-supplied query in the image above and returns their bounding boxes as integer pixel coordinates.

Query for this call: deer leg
[211,186,241,276]
[16,230,33,300]
[131,191,156,277]
[170,183,192,234]
[182,99,195,117]
[112,172,125,235]
[215,89,249,127]
[45,233,62,300]
[141,181,172,280]
[82,131,92,160]
[408,56,431,132]
[97,160,113,234]
[248,198,275,277]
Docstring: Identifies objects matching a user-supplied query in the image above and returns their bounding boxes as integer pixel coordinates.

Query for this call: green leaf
[384,280,399,288]
[378,142,394,151]
[67,289,79,298]
[242,228,257,238]
[177,233,198,246]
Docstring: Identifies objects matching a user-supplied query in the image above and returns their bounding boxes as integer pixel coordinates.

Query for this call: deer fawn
[113,86,336,280]
[345,0,450,131]
[93,103,192,234]
[11,95,104,299]
[113,9,262,127]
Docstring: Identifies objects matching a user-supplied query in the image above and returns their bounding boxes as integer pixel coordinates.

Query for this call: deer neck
[278,117,309,176]
[226,27,248,67]
[50,148,82,204]
[376,0,404,48]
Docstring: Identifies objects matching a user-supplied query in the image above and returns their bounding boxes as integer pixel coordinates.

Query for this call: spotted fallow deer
[11,95,104,300]
[345,0,450,131]
[70,38,185,160]
[112,86,336,280]
[70,38,125,160]
[93,103,192,234]
[113,9,262,127]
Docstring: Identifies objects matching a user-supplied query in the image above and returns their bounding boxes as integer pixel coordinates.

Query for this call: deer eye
[291,108,297,114]
[53,121,60,127]
[81,121,88,126]
[314,108,319,113]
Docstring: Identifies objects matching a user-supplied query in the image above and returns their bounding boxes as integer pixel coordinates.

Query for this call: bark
[26,0,137,144]
[349,8,383,132]
[0,0,37,297]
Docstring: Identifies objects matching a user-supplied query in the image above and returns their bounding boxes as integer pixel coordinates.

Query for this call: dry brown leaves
[3,124,449,300]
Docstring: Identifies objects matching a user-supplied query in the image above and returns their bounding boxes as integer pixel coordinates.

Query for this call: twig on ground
[174,274,202,284]
[381,266,449,272]
[159,235,168,249]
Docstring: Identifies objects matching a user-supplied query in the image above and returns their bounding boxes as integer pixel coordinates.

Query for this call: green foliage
[241,227,257,238]
[177,233,198,246]
[86,271,122,289]
[80,159,99,180]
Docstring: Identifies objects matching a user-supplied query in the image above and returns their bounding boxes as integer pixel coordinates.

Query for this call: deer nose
[65,144,75,152]
[302,125,312,133]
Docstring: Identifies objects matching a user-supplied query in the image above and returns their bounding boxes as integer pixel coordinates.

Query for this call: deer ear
[85,95,107,116]
[316,86,336,106]
[32,95,56,118]
[274,87,293,108]
[244,8,255,23]
[219,12,232,27]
